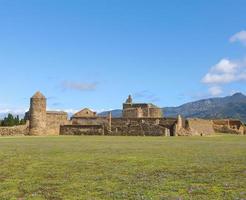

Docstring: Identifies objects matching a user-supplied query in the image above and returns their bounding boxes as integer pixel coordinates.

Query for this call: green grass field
[0,136,245,200]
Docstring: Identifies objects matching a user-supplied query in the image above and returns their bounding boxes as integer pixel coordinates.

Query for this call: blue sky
[0,0,246,114]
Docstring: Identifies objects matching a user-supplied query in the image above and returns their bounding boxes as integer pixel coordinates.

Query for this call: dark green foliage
[0,113,26,126]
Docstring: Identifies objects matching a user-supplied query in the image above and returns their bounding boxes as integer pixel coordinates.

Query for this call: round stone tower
[29,91,47,136]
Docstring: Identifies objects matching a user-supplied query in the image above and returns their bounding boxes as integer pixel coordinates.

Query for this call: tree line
[0,114,26,126]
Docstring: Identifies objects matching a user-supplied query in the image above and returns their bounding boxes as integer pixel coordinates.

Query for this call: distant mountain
[98,109,122,118]
[164,93,246,122]
[1,93,246,122]
[98,93,246,122]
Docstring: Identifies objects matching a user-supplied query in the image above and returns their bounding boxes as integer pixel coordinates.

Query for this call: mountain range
[1,93,246,123]
[99,93,246,123]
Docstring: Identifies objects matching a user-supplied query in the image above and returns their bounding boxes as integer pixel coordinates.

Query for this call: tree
[0,114,26,126]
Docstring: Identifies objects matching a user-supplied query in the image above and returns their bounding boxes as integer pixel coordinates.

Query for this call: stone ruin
[122,95,163,118]
[27,91,68,136]
[0,91,245,136]
[213,119,245,135]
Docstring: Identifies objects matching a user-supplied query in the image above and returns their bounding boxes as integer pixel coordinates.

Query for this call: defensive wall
[213,119,245,135]
[60,117,177,136]
[186,118,215,136]
[60,125,104,136]
[46,111,69,135]
[0,122,29,136]
[1,91,246,137]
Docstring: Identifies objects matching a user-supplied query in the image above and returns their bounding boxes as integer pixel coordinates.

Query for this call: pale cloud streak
[61,81,98,92]
[133,90,160,102]
[0,108,28,114]
[230,30,246,46]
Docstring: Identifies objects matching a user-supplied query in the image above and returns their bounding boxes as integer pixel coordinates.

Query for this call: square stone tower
[122,95,163,118]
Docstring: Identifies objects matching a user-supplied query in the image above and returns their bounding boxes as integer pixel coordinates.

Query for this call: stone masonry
[29,91,47,136]
[28,91,69,136]
[1,92,245,137]
[122,95,163,118]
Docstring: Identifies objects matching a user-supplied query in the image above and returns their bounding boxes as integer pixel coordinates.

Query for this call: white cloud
[230,30,246,45]
[208,86,223,96]
[202,47,246,96]
[202,72,236,84]
[202,58,246,84]
[211,59,238,73]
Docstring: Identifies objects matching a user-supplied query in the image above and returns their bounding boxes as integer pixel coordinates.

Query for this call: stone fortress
[0,91,245,136]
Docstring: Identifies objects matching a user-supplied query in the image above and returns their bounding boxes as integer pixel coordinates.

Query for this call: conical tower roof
[31,91,46,99]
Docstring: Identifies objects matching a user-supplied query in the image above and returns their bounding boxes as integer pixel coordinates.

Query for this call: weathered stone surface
[213,119,245,135]
[108,118,175,136]
[60,125,104,135]
[214,124,245,135]
[29,91,47,136]
[28,91,69,136]
[186,118,214,136]
[73,108,97,118]
[7,91,245,137]
[0,123,29,136]
[46,111,68,135]
[122,95,163,118]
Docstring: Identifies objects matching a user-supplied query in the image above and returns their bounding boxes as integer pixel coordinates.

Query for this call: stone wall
[122,96,163,118]
[109,124,167,136]
[213,119,244,135]
[213,119,243,129]
[46,111,69,135]
[73,108,97,118]
[72,117,108,126]
[149,107,163,118]
[0,122,29,136]
[122,108,142,118]
[111,118,176,128]
[60,125,104,135]
[123,107,162,119]
[109,117,176,136]
[141,107,149,118]
[159,118,177,128]
[186,118,214,136]
[213,125,244,135]
[60,117,177,136]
